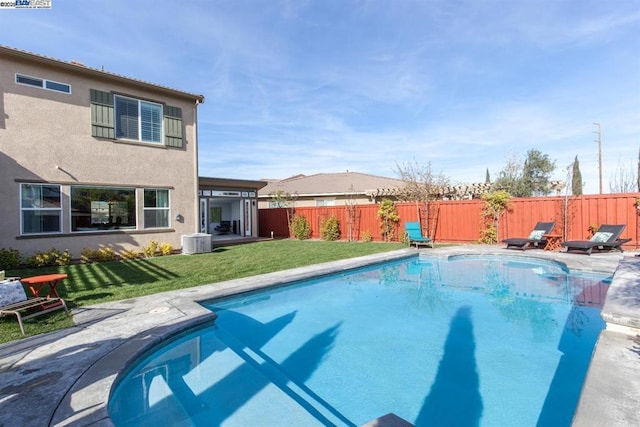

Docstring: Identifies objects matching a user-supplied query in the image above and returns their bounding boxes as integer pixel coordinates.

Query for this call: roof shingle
[258,172,404,197]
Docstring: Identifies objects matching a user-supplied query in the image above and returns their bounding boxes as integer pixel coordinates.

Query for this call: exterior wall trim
[15,228,176,240]
[15,179,175,190]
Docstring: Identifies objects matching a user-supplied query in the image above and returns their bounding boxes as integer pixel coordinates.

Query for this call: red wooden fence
[259,193,640,249]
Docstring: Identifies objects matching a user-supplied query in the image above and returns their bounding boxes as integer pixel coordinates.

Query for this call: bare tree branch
[609,159,637,193]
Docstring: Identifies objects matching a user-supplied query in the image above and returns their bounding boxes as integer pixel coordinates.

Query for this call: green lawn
[1,240,407,343]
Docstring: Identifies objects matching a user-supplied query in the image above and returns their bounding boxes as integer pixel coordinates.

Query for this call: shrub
[159,243,173,256]
[142,241,160,258]
[120,249,141,260]
[290,215,311,240]
[25,248,72,267]
[0,248,21,270]
[81,247,117,263]
[55,249,72,266]
[478,228,498,245]
[377,199,400,242]
[320,215,340,241]
[479,190,511,244]
[80,248,92,264]
[361,230,373,242]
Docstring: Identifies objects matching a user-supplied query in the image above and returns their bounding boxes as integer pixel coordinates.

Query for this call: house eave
[0,44,205,103]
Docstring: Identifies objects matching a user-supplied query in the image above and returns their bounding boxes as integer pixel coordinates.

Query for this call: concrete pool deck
[0,245,638,426]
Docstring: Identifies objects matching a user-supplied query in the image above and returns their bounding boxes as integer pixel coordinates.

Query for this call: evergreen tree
[522,149,556,196]
[493,149,556,197]
[572,155,583,195]
[485,168,491,183]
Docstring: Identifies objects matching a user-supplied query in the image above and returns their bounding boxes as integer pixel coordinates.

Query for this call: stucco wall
[0,51,201,258]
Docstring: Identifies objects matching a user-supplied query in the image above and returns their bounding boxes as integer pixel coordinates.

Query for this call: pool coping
[0,245,637,426]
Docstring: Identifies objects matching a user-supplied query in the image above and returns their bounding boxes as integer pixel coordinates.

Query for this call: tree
[493,150,556,197]
[485,168,491,183]
[395,159,449,202]
[269,190,291,208]
[492,154,527,196]
[609,159,637,193]
[521,149,556,196]
[572,155,583,195]
[270,190,300,237]
[395,159,449,238]
[345,185,358,241]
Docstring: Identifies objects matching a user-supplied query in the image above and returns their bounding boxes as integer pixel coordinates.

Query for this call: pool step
[361,413,414,427]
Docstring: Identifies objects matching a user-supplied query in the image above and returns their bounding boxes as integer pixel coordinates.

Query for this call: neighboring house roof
[258,172,405,198]
[0,45,205,103]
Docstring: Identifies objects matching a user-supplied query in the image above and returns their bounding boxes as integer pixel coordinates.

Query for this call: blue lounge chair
[405,221,432,248]
[562,224,630,255]
[502,221,556,250]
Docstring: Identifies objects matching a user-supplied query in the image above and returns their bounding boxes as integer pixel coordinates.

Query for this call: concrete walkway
[0,246,638,426]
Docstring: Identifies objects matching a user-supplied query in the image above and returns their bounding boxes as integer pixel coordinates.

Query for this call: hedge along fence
[259,193,640,248]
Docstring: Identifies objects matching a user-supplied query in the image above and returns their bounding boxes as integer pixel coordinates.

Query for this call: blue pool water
[109,255,610,426]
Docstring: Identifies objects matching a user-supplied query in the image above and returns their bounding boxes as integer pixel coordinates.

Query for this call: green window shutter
[164,105,183,148]
[90,89,115,139]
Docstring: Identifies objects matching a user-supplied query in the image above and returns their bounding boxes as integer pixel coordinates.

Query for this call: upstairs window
[15,73,71,94]
[91,89,183,147]
[115,95,163,143]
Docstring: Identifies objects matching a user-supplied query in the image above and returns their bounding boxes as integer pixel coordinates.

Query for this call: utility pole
[593,122,602,194]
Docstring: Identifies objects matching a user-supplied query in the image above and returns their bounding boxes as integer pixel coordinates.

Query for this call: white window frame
[15,73,71,94]
[114,95,163,144]
[69,186,137,232]
[143,188,170,229]
[20,183,62,235]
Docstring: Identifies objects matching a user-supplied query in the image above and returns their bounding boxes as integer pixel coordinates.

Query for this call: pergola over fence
[259,193,640,249]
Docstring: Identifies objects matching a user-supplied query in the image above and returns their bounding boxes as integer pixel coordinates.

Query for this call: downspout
[193,97,203,233]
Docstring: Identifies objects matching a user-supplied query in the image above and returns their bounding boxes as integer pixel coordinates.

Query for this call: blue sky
[3,0,639,194]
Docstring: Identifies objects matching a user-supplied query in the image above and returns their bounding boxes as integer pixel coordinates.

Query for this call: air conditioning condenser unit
[181,233,212,254]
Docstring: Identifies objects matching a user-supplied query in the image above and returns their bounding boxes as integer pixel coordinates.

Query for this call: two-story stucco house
[0,45,204,259]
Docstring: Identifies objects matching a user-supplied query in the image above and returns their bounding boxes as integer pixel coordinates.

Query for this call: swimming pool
[109,255,610,426]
